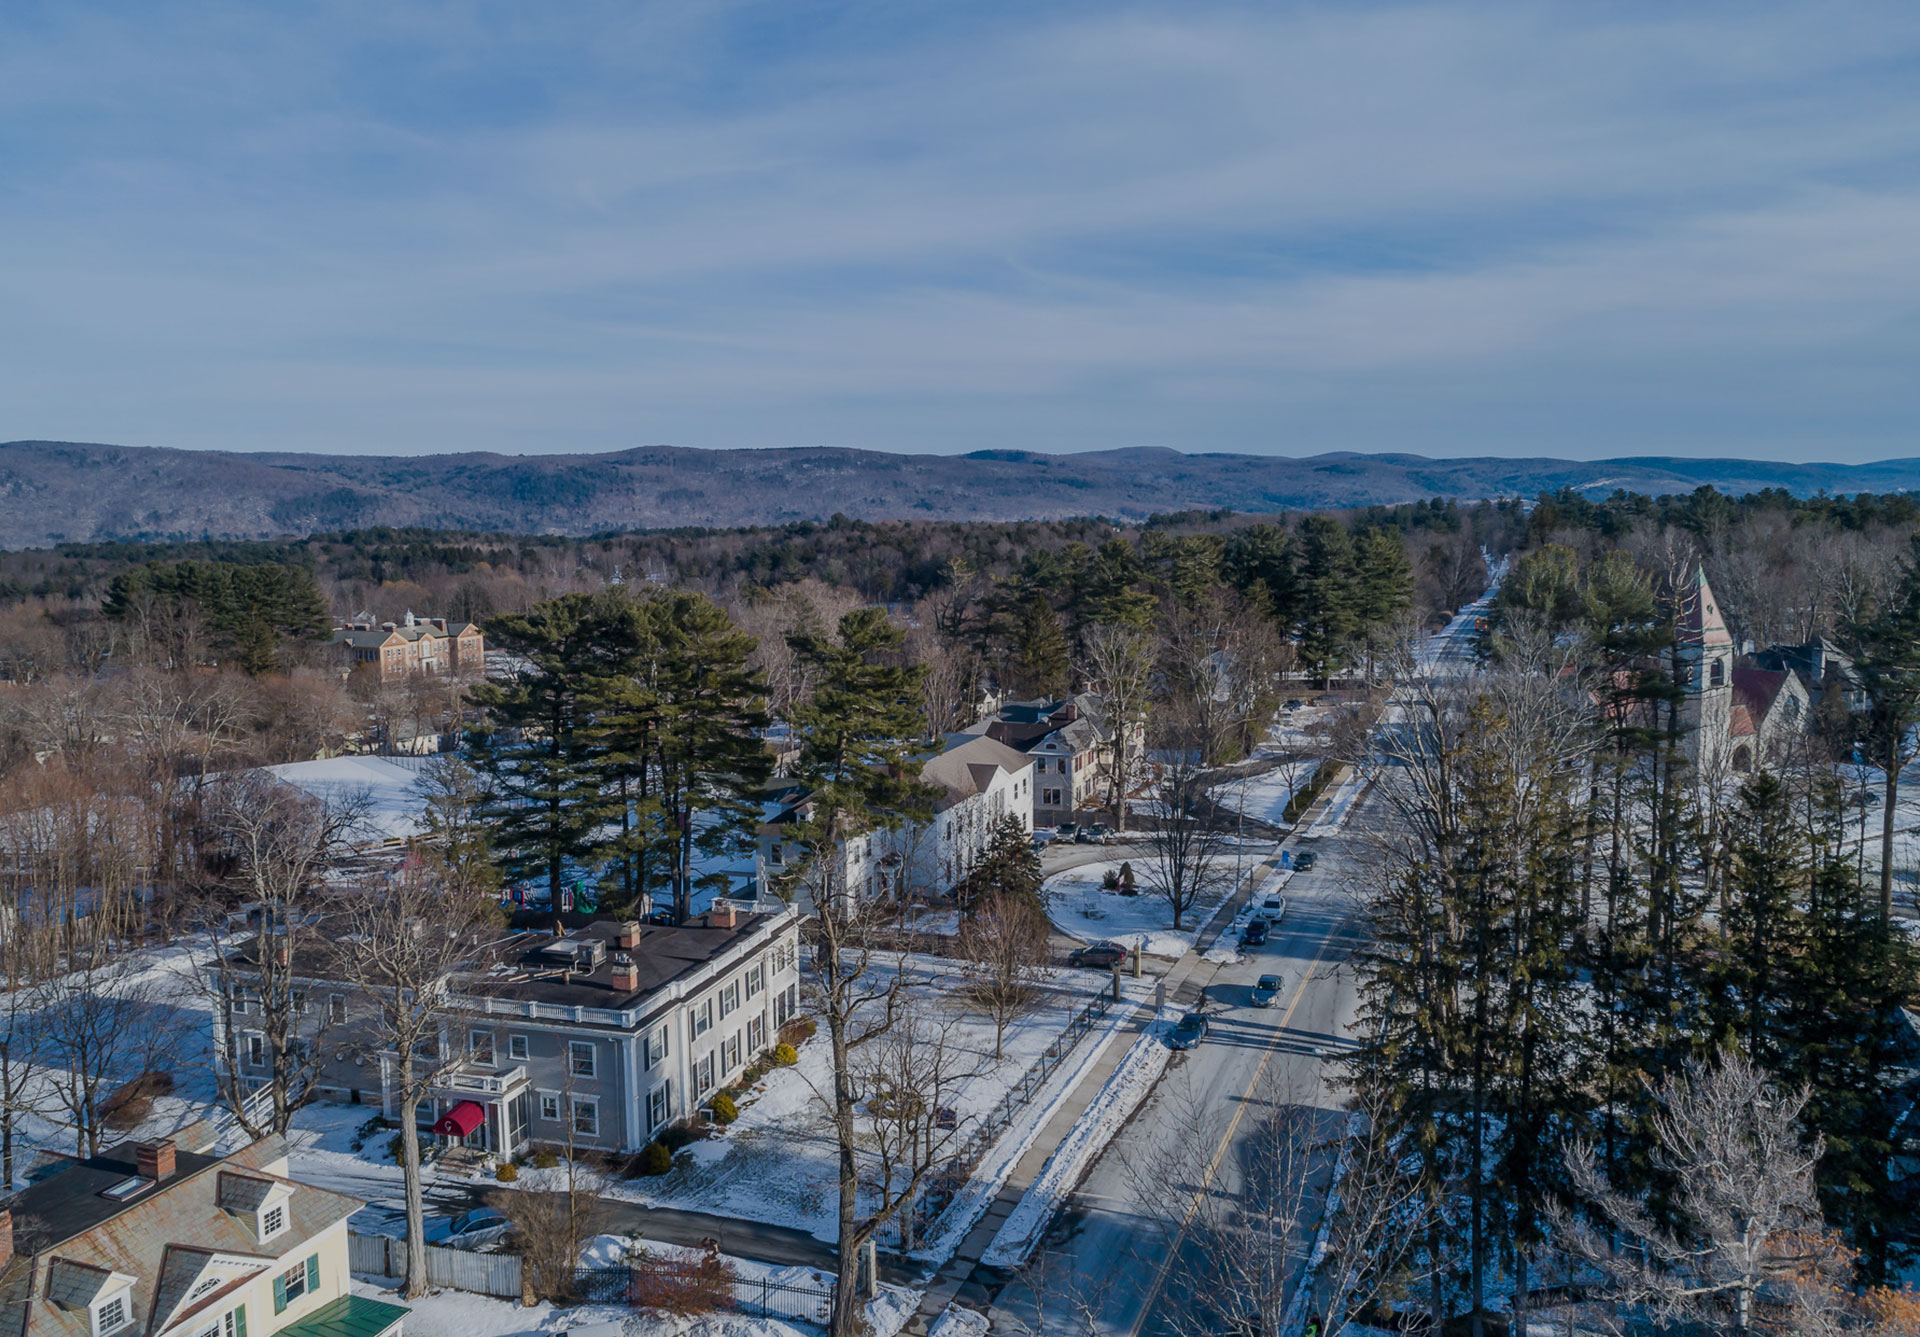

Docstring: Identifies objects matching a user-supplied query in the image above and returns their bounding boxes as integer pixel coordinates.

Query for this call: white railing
[436,1064,527,1096]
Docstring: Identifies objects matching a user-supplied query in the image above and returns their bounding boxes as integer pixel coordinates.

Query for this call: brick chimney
[615,921,642,950]
[136,1139,176,1182]
[711,904,737,929]
[610,954,640,992]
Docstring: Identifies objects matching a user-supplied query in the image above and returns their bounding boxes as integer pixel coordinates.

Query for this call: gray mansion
[221,905,800,1159]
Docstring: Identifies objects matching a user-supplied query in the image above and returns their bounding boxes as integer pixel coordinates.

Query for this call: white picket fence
[349,1232,524,1299]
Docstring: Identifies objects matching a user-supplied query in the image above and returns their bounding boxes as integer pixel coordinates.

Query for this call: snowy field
[1045,858,1246,958]
[266,756,433,844]
[1208,759,1321,829]
[610,954,1119,1252]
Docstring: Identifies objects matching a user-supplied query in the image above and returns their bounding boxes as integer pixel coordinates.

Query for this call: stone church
[1675,567,1811,774]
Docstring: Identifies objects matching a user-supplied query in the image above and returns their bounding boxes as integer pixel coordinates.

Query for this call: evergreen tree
[467,594,612,903]
[1295,516,1356,679]
[1222,523,1300,629]
[956,814,1043,915]
[103,559,330,673]
[784,608,937,899]
[1844,532,1920,925]
[1006,593,1070,700]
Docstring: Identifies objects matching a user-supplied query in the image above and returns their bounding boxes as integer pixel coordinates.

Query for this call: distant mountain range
[1,439,1916,550]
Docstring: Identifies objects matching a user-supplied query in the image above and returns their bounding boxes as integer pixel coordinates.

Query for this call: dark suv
[1068,943,1127,969]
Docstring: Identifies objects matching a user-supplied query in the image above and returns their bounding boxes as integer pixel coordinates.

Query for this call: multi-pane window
[261,1204,285,1237]
[328,994,346,1024]
[747,1016,765,1051]
[246,1034,265,1067]
[572,1098,599,1138]
[508,1034,529,1062]
[539,1091,560,1121]
[95,1295,128,1335]
[695,1053,714,1095]
[645,1027,668,1069]
[720,982,739,1017]
[468,1031,495,1065]
[648,1082,671,1132]
[691,999,712,1038]
[745,964,764,998]
[569,1041,596,1078]
[280,1261,308,1305]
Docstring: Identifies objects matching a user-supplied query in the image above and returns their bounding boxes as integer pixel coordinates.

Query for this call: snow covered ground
[351,1231,920,1337]
[265,755,433,844]
[1301,764,1367,838]
[1044,858,1247,958]
[607,955,1123,1252]
[1208,759,1321,829]
[979,1013,1173,1269]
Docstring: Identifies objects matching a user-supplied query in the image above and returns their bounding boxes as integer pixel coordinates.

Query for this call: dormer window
[93,1290,130,1336]
[259,1202,286,1239]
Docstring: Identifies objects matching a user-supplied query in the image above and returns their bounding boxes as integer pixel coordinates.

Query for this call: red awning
[431,1100,486,1138]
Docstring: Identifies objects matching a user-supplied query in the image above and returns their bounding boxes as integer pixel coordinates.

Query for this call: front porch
[390,1062,532,1157]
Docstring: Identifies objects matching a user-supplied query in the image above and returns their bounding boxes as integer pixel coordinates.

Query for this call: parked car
[1068,943,1127,969]
[1293,849,1318,872]
[1031,833,1053,855]
[1284,698,1304,711]
[1168,1012,1210,1050]
[1056,822,1077,840]
[1073,825,1096,844]
[424,1207,510,1250]
[1242,918,1269,946]
[1251,974,1282,1007]
[1261,894,1288,920]
[1085,823,1112,844]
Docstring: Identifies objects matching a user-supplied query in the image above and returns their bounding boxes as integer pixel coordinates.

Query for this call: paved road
[989,588,1497,1336]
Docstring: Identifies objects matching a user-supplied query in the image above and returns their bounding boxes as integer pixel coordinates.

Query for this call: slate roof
[917,736,1032,811]
[1676,566,1733,649]
[0,1138,363,1337]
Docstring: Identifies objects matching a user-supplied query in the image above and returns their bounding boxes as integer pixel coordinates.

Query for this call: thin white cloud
[2,1,1919,460]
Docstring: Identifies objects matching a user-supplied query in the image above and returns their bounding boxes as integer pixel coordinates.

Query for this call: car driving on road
[1067,942,1126,969]
[1167,1012,1209,1050]
[1293,849,1318,872]
[1251,974,1282,1007]
[1242,918,1269,946]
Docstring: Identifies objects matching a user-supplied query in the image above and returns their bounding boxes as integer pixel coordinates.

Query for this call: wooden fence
[350,1232,524,1299]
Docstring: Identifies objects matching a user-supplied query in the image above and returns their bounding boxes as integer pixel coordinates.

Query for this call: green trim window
[274,1256,317,1314]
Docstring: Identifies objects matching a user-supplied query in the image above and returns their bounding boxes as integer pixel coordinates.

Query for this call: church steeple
[1677,564,1732,650]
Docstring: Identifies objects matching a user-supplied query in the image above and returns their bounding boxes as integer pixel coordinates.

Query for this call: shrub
[102,1071,174,1132]
[710,1093,738,1125]
[531,1149,559,1170]
[772,1042,798,1067]
[627,1243,737,1317]
[639,1141,673,1176]
[494,1162,518,1182]
[385,1132,409,1165]
[778,1017,816,1047]
[1102,868,1120,890]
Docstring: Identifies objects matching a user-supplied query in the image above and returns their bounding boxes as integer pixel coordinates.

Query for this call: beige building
[0,1135,401,1337]
[332,612,484,683]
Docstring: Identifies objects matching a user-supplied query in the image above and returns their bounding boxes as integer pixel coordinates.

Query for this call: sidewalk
[905,839,1294,1333]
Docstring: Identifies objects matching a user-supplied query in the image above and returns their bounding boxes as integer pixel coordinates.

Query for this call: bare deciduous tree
[1081,621,1155,833]
[957,892,1050,1061]
[336,862,501,1299]
[200,771,367,1136]
[1139,723,1232,931]
[38,966,184,1156]
[1554,1051,1841,1336]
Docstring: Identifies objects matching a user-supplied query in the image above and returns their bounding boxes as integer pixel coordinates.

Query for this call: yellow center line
[1122,933,1337,1337]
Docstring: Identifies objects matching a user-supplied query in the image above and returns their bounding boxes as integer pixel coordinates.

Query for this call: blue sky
[4,1,1920,462]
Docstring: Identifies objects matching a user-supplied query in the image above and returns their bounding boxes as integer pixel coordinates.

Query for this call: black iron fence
[910,988,1112,1243]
